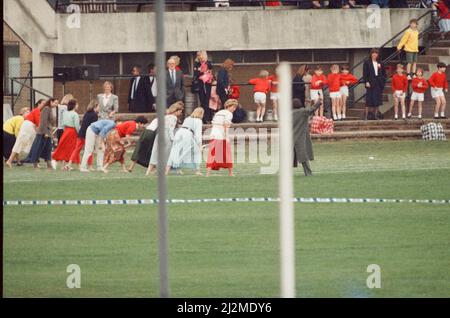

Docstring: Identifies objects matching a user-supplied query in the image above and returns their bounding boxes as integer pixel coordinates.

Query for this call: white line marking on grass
[3,197,449,206]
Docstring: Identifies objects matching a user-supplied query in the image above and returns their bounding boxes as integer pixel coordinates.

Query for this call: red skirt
[69,137,93,165]
[206,139,233,170]
[52,127,78,162]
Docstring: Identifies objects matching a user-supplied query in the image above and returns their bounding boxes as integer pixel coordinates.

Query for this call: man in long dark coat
[293,98,322,176]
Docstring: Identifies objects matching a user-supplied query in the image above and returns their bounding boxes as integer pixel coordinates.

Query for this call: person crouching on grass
[408,68,428,119]
[327,64,341,121]
[310,66,327,117]
[28,98,59,170]
[206,99,238,177]
[429,62,448,119]
[391,64,408,120]
[51,99,80,170]
[339,64,358,120]
[249,70,270,122]
[80,119,116,172]
[3,107,30,163]
[293,97,322,177]
[65,100,99,171]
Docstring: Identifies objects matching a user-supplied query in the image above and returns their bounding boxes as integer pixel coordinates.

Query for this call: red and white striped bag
[310,116,334,135]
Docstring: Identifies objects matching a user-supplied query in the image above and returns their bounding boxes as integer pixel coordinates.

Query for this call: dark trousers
[198,82,212,123]
[3,131,16,160]
[28,134,52,163]
[293,151,313,176]
[56,128,64,145]
[217,87,229,106]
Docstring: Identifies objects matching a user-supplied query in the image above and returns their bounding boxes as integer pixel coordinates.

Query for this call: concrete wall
[54,8,431,54]
[3,0,57,97]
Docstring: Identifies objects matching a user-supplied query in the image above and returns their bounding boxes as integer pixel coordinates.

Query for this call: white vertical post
[155,0,169,298]
[277,62,296,298]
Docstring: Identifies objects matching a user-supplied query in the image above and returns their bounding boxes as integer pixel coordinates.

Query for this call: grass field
[3,140,450,298]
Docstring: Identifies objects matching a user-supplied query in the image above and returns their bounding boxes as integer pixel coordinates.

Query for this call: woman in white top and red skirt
[206,99,238,177]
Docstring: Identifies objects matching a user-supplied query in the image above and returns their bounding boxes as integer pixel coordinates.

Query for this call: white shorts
[431,87,444,98]
[254,92,267,104]
[411,92,424,102]
[329,91,341,99]
[270,92,279,101]
[310,89,323,101]
[394,90,405,98]
[340,86,349,97]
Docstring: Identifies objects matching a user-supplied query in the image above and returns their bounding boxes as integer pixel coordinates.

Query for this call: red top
[175,66,181,71]
[230,85,240,100]
[411,77,429,93]
[391,74,408,92]
[249,78,271,93]
[340,73,359,86]
[25,107,41,126]
[429,72,448,89]
[327,73,341,92]
[116,121,137,138]
[310,74,327,90]
[437,1,450,20]
[266,1,281,6]
[268,75,278,93]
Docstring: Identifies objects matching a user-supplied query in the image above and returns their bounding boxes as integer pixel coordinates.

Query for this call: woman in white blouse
[206,99,238,177]
[147,102,184,175]
[97,81,119,119]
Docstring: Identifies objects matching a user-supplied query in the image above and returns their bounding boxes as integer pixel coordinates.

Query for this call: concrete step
[426,47,450,56]
[417,55,442,64]
[434,40,450,47]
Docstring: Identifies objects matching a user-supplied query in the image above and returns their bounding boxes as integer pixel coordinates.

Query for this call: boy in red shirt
[428,62,448,119]
[249,70,271,122]
[408,68,428,119]
[327,64,342,121]
[391,64,408,119]
[339,64,358,120]
[310,66,327,117]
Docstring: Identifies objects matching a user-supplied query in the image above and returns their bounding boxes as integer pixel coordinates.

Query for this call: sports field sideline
[3,140,450,297]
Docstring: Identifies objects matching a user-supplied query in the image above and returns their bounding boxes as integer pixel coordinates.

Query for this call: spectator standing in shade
[362,48,387,120]
[292,65,308,108]
[146,63,157,111]
[193,50,214,123]
[217,58,234,106]
[128,65,152,113]
[97,81,119,119]
[166,58,185,107]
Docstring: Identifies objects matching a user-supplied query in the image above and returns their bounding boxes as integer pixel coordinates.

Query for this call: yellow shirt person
[3,115,25,137]
[397,28,419,53]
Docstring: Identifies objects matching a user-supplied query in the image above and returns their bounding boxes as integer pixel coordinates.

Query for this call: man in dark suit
[128,65,152,113]
[146,63,157,111]
[166,58,184,107]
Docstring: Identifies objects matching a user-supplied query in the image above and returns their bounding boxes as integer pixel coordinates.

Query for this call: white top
[149,76,157,97]
[372,61,378,76]
[57,104,68,129]
[165,114,178,141]
[102,93,112,107]
[182,117,203,145]
[146,118,158,131]
[210,109,233,140]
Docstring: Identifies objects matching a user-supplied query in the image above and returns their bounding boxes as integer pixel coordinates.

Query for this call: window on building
[278,50,313,63]
[3,44,20,95]
[54,54,85,67]
[243,50,277,63]
[313,49,348,62]
[122,53,155,75]
[85,53,120,75]
[209,51,244,64]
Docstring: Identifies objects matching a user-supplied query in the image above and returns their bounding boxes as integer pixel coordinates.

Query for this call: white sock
[435,113,439,117]
[342,114,346,119]
[441,112,445,117]
[394,114,398,119]
[333,114,337,120]
[418,114,422,119]
[402,114,406,119]
[337,114,342,120]
[407,113,412,117]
